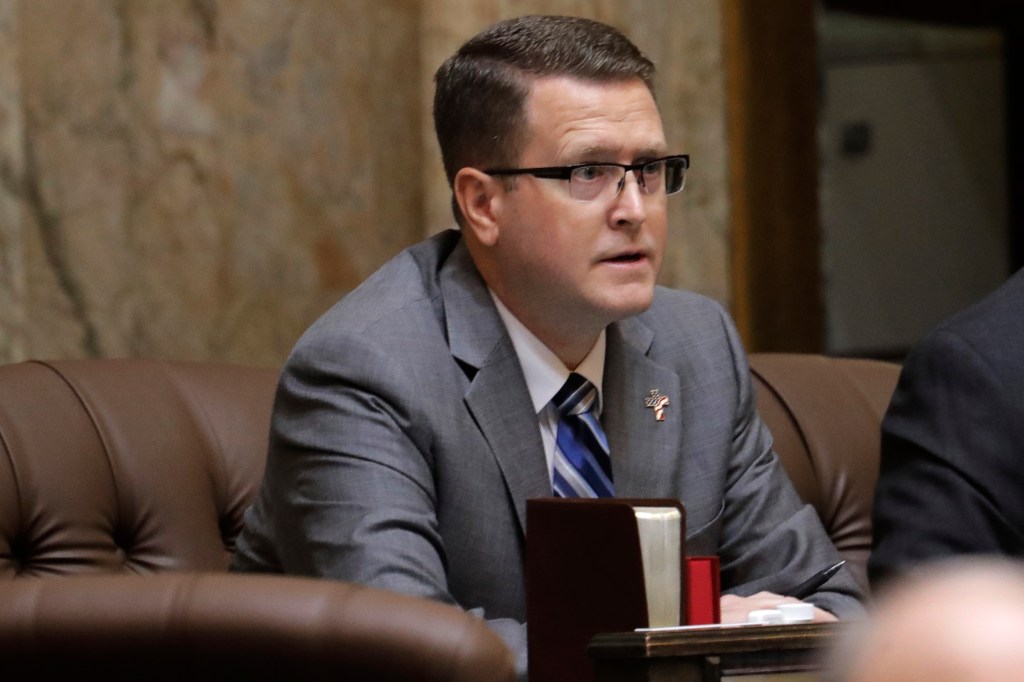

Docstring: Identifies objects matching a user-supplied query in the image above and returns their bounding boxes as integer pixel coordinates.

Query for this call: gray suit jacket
[233,230,862,676]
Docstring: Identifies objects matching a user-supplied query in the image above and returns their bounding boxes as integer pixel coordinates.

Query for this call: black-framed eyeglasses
[483,154,689,202]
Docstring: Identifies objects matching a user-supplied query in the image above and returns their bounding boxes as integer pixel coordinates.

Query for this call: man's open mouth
[605,252,645,263]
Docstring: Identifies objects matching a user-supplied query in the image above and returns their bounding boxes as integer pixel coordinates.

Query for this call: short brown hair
[433,15,656,222]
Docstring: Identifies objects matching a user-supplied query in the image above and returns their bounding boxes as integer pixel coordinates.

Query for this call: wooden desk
[588,622,845,682]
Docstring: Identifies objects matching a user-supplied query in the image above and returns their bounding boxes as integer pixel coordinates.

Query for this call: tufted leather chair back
[2,355,900,592]
[0,359,277,577]
[0,359,514,680]
[749,353,900,595]
[2,354,900,597]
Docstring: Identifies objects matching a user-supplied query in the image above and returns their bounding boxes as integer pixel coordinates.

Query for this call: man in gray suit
[232,15,862,677]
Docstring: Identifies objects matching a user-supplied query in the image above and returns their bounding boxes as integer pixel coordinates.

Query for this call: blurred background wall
[0,0,729,368]
[2,0,1018,368]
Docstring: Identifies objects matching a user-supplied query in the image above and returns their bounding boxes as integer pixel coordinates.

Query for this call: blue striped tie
[551,373,614,498]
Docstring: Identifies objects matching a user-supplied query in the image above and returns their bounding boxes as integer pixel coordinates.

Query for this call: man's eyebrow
[563,145,618,161]
[634,146,669,160]
[564,145,668,162]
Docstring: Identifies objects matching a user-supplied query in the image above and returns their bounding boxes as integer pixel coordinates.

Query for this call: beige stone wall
[0,0,24,362]
[0,0,729,368]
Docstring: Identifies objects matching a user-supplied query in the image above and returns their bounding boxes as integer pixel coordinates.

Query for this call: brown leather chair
[749,353,900,595]
[0,359,515,681]
[0,353,897,677]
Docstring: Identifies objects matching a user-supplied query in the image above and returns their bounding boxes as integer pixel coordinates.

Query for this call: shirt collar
[489,290,606,415]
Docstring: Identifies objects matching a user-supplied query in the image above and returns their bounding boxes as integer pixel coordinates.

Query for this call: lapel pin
[644,389,670,422]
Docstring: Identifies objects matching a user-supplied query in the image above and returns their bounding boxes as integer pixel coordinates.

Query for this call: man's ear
[454,168,503,246]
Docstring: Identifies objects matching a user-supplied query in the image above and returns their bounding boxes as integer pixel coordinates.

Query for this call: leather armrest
[0,572,515,681]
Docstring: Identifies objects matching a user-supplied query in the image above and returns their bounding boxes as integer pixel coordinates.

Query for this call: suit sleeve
[869,328,1024,588]
[237,336,530,679]
[713,310,865,617]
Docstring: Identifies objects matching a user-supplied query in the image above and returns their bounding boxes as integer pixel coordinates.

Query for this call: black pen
[787,560,846,599]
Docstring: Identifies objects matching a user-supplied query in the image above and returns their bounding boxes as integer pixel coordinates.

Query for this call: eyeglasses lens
[568,159,686,201]
[664,158,686,195]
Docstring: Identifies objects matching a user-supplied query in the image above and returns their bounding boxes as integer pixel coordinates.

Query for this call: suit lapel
[440,242,551,534]
[603,317,684,497]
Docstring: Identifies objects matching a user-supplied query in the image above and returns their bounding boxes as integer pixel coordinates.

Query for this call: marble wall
[0,0,729,368]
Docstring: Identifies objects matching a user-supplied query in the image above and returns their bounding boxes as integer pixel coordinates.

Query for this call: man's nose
[610,170,647,227]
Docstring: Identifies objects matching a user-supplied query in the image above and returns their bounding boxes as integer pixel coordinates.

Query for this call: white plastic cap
[747,609,784,624]
[777,602,815,623]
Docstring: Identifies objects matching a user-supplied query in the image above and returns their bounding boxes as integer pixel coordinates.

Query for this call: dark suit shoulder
[924,267,1024,351]
[886,267,1024,441]
[886,267,1024,438]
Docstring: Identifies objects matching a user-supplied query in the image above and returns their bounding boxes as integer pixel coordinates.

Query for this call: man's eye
[573,165,605,182]
[642,161,665,177]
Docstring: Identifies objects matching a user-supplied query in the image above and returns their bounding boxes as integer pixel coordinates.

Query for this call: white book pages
[633,506,682,627]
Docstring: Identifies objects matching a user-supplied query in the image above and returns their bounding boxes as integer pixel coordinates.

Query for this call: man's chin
[594,287,655,322]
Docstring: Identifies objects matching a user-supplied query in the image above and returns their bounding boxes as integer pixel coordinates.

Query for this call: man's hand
[719,591,837,623]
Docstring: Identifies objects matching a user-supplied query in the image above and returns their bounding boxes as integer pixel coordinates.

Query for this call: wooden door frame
[723,0,823,353]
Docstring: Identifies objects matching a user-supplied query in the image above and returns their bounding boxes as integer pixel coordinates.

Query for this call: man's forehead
[521,76,667,159]
[523,73,657,108]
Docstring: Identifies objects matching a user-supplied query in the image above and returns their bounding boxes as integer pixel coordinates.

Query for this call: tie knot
[553,373,598,417]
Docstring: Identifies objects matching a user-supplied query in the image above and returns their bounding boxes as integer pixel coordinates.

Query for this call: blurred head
[828,558,1024,682]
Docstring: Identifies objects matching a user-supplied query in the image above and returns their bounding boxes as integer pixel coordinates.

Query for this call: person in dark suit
[869,267,1024,588]
[232,15,862,678]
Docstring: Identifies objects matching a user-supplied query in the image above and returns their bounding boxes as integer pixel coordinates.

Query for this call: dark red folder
[526,498,688,682]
